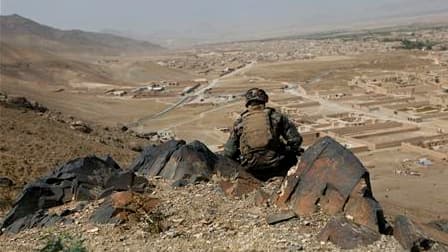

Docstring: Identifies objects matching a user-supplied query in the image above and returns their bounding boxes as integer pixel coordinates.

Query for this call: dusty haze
[2,0,448,47]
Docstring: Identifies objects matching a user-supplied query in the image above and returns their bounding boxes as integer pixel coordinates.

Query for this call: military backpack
[239,108,279,155]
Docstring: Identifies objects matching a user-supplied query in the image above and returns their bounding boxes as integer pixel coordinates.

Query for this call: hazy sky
[2,0,448,44]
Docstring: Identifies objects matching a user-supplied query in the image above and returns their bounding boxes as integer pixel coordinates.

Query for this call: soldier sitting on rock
[224,88,303,181]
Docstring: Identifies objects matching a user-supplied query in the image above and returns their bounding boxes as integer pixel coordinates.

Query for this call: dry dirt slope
[0,14,163,56]
[0,41,117,85]
[0,102,155,213]
[0,97,447,251]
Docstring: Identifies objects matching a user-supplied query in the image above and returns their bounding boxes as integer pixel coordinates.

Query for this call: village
[1,11,448,250]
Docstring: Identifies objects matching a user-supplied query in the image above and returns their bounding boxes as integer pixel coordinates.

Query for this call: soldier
[224,88,303,181]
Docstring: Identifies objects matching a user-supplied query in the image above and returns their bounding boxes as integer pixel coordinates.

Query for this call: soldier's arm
[280,114,303,151]
[223,118,242,160]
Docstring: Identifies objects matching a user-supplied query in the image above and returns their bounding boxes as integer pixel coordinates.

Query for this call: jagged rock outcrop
[394,215,434,251]
[130,140,185,176]
[218,170,262,198]
[318,215,381,249]
[394,215,448,251]
[0,93,48,113]
[130,140,242,183]
[428,219,448,234]
[1,156,151,233]
[276,136,388,248]
[91,191,160,224]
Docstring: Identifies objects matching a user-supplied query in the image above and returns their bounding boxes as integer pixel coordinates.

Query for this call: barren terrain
[1,15,448,251]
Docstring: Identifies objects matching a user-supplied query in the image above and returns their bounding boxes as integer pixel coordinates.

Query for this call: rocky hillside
[0,94,447,252]
[0,93,157,211]
[0,14,163,56]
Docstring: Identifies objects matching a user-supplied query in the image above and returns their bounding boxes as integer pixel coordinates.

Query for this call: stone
[90,191,160,224]
[214,155,243,178]
[120,125,128,132]
[171,179,189,188]
[393,215,434,251]
[0,177,14,187]
[104,170,151,193]
[111,191,134,209]
[317,216,380,249]
[3,209,66,234]
[87,227,99,233]
[159,141,217,180]
[90,202,117,224]
[277,136,387,233]
[266,210,297,225]
[218,171,261,198]
[4,95,48,112]
[344,179,386,232]
[427,219,448,233]
[254,189,270,207]
[1,155,151,233]
[130,140,244,185]
[70,121,92,134]
[130,140,185,176]
[129,142,143,152]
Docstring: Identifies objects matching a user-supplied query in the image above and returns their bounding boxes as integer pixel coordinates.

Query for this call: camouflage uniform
[224,104,303,181]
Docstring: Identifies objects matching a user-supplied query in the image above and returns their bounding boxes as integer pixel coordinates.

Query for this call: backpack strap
[264,108,276,139]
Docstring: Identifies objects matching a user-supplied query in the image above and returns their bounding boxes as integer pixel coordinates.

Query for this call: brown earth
[0,179,405,252]
[0,104,154,212]
[1,22,448,250]
[0,14,163,56]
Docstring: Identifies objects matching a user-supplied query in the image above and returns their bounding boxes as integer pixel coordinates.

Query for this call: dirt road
[130,61,256,127]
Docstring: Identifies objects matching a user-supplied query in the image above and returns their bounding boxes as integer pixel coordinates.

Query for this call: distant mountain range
[0,14,163,56]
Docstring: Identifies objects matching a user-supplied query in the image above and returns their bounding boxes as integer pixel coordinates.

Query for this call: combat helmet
[245,88,269,107]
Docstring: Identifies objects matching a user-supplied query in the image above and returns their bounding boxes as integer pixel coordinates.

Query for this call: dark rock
[277,136,387,233]
[74,201,88,212]
[218,170,261,198]
[428,219,448,233]
[135,131,158,140]
[130,140,244,185]
[2,210,66,234]
[318,216,380,249]
[90,201,118,224]
[4,95,48,113]
[70,121,92,134]
[0,177,14,187]
[394,215,435,251]
[266,210,297,225]
[91,191,160,224]
[254,189,270,207]
[160,141,217,180]
[214,155,242,178]
[129,142,143,152]
[130,140,185,176]
[418,225,448,248]
[105,170,151,193]
[1,155,151,233]
[171,179,189,188]
[120,125,128,132]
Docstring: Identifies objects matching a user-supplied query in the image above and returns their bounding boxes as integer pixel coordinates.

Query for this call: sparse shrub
[381,37,401,42]
[39,233,87,252]
[439,45,448,51]
[400,39,436,50]
[143,211,166,234]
